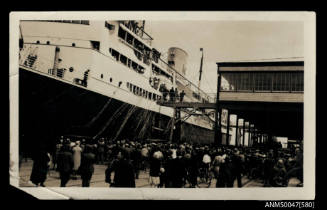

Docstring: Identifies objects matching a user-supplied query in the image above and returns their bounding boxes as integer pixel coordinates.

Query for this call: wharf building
[216,61,304,148]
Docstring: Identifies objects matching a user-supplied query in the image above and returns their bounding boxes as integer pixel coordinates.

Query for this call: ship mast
[198,48,204,94]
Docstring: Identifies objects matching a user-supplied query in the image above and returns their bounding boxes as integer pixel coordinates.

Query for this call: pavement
[19,159,301,188]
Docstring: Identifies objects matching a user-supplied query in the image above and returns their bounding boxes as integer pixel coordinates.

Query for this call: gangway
[157,101,216,109]
[157,99,218,143]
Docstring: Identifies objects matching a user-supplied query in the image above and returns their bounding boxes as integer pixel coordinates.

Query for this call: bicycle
[197,164,213,188]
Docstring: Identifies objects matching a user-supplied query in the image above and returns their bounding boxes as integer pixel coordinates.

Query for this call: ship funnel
[167,47,188,76]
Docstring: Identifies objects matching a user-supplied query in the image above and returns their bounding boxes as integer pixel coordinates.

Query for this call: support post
[169,106,176,143]
[242,119,246,147]
[235,115,239,147]
[226,111,230,146]
[214,64,222,146]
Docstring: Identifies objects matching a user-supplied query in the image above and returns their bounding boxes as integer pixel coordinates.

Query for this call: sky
[145,21,304,95]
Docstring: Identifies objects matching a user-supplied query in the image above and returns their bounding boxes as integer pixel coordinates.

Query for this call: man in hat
[105,149,135,187]
[57,144,74,187]
[79,145,96,187]
[230,149,243,187]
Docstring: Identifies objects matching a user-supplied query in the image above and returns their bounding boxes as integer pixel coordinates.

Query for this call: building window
[291,72,304,92]
[254,73,272,91]
[238,73,253,91]
[272,72,290,91]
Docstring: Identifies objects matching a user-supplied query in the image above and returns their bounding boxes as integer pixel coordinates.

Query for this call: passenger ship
[18,20,215,151]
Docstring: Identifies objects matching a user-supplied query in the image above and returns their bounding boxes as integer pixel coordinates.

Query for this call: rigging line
[42,86,75,106]
[84,98,113,128]
[137,110,150,138]
[138,111,153,139]
[93,103,129,139]
[135,109,150,132]
[202,72,215,94]
[113,105,137,141]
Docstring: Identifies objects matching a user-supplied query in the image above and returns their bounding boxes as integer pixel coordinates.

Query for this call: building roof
[216,61,304,67]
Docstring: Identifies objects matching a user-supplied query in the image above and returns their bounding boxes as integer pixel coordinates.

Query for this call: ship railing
[118,20,153,46]
[155,57,215,103]
[22,20,90,25]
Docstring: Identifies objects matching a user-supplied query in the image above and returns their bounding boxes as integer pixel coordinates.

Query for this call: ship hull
[19,68,214,154]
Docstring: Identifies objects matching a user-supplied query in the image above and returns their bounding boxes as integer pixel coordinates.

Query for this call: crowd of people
[28,137,303,188]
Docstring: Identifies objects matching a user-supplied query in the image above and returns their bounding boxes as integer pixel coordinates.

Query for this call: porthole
[69,67,74,72]
[72,43,76,47]
[46,41,50,45]
[36,40,40,44]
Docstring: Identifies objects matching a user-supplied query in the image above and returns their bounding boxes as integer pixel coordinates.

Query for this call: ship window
[110,77,112,82]
[130,84,133,92]
[105,21,115,30]
[91,41,100,51]
[118,27,127,39]
[131,61,138,71]
[110,48,120,61]
[120,54,127,65]
[126,33,134,45]
[127,82,129,88]
[72,43,76,47]
[101,74,103,79]
[149,92,152,100]
[81,20,90,25]
[46,41,50,45]
[118,81,122,87]
[36,40,40,44]
[168,60,175,65]
[138,66,145,74]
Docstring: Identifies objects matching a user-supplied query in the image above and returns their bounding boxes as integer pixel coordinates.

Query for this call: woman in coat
[30,149,50,187]
[72,141,82,178]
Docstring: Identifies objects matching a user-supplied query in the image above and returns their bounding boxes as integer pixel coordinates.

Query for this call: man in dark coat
[231,150,243,187]
[165,150,186,188]
[217,155,234,187]
[105,149,135,187]
[169,87,175,102]
[79,145,96,187]
[131,145,142,179]
[179,90,185,102]
[57,144,74,187]
[30,149,50,187]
